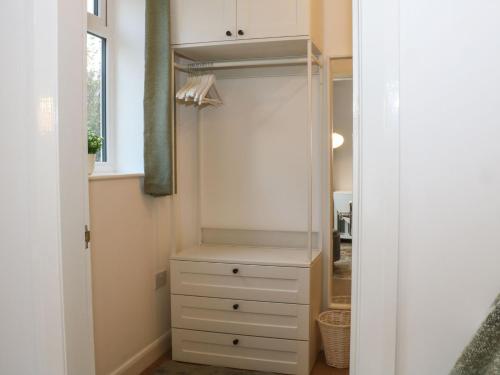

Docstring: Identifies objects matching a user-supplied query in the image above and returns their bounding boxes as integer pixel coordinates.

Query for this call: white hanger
[197,74,215,104]
[176,75,192,100]
[176,66,197,100]
[176,63,223,107]
[185,73,202,101]
[194,74,212,102]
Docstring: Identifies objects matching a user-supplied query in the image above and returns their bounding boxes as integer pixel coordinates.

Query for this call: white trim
[87,14,108,37]
[321,54,331,309]
[108,331,172,375]
[350,0,400,374]
[88,172,144,181]
[306,40,313,260]
[350,0,361,368]
[323,55,333,310]
[87,0,108,36]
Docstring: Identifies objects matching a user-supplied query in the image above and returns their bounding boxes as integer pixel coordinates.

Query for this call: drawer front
[172,328,309,375]
[171,260,310,304]
[172,295,309,340]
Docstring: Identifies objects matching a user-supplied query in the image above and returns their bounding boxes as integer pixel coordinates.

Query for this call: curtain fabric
[144,0,173,196]
[450,294,500,375]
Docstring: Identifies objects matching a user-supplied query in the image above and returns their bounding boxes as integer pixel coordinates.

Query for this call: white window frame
[87,0,114,173]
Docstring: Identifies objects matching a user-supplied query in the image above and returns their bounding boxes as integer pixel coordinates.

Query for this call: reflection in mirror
[330,62,353,309]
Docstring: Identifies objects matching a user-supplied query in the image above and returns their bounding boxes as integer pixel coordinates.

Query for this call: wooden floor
[311,354,349,375]
[141,353,349,375]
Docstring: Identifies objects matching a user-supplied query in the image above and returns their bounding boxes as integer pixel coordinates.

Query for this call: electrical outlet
[155,270,167,290]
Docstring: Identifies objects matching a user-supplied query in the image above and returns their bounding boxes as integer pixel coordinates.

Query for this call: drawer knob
[233,304,239,310]
[226,30,232,37]
[238,29,244,36]
[233,339,239,346]
[232,268,239,274]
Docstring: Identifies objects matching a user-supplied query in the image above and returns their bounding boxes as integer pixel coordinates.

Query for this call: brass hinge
[85,225,91,249]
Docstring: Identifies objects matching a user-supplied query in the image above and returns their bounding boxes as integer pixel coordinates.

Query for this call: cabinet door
[171,0,236,44]
[236,0,307,40]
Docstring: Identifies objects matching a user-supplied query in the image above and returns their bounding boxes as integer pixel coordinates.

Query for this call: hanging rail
[174,56,322,72]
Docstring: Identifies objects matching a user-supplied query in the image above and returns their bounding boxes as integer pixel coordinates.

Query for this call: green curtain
[450,294,500,374]
[144,0,173,196]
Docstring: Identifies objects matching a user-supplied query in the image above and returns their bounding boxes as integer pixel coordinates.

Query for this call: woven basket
[317,305,351,368]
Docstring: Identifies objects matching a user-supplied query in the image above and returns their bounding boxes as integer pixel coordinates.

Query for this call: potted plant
[87,129,103,175]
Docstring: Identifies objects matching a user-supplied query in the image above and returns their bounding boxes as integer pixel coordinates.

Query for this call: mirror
[329,58,353,308]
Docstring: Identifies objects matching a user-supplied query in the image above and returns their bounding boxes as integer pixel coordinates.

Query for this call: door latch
[85,225,91,249]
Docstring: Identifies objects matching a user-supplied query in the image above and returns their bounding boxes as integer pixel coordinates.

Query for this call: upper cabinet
[236,0,306,40]
[171,0,237,45]
[171,0,323,49]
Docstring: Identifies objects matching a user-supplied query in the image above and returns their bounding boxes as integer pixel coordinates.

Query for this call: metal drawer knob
[232,268,239,274]
[226,30,232,37]
[238,29,244,36]
[233,339,239,346]
[233,304,239,310]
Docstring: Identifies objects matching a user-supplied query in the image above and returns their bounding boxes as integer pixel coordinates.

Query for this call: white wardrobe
[169,1,324,374]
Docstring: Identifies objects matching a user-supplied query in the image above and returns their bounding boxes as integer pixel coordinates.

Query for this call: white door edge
[350,0,400,374]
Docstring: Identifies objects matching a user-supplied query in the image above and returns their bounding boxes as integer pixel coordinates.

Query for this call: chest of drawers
[170,245,322,375]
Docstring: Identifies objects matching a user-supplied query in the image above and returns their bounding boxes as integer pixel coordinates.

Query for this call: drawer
[172,328,309,375]
[172,295,309,340]
[170,260,310,304]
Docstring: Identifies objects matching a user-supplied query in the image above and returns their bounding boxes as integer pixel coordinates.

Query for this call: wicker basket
[317,303,351,368]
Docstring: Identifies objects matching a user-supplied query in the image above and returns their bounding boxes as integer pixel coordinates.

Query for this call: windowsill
[88,172,144,181]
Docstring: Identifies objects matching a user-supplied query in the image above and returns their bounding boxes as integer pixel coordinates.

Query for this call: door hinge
[85,225,91,249]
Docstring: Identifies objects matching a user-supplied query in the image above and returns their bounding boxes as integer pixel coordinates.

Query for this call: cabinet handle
[226,30,232,37]
[233,339,239,346]
[232,268,239,274]
[233,304,239,310]
[238,29,244,36]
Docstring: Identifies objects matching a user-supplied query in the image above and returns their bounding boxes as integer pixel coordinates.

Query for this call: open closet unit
[169,1,324,374]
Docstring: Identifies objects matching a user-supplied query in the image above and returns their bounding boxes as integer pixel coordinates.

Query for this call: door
[171,0,237,44]
[236,0,307,40]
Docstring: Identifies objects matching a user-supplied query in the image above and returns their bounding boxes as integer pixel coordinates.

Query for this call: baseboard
[108,330,172,375]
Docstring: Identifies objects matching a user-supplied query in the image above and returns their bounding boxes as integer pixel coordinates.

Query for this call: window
[87,0,109,165]
[87,0,98,16]
[86,33,107,162]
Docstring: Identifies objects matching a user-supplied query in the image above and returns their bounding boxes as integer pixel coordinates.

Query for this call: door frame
[323,55,353,312]
[57,0,97,373]
[349,0,400,374]
[323,0,401,373]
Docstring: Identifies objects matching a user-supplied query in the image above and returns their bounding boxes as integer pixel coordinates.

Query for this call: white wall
[109,0,146,172]
[397,1,500,374]
[200,71,321,233]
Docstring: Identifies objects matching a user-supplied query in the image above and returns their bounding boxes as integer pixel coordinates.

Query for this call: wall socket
[155,270,167,290]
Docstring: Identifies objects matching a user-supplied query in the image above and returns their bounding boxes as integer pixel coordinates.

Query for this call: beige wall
[89,178,172,375]
[89,105,198,375]
[323,0,352,57]
[89,100,198,375]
